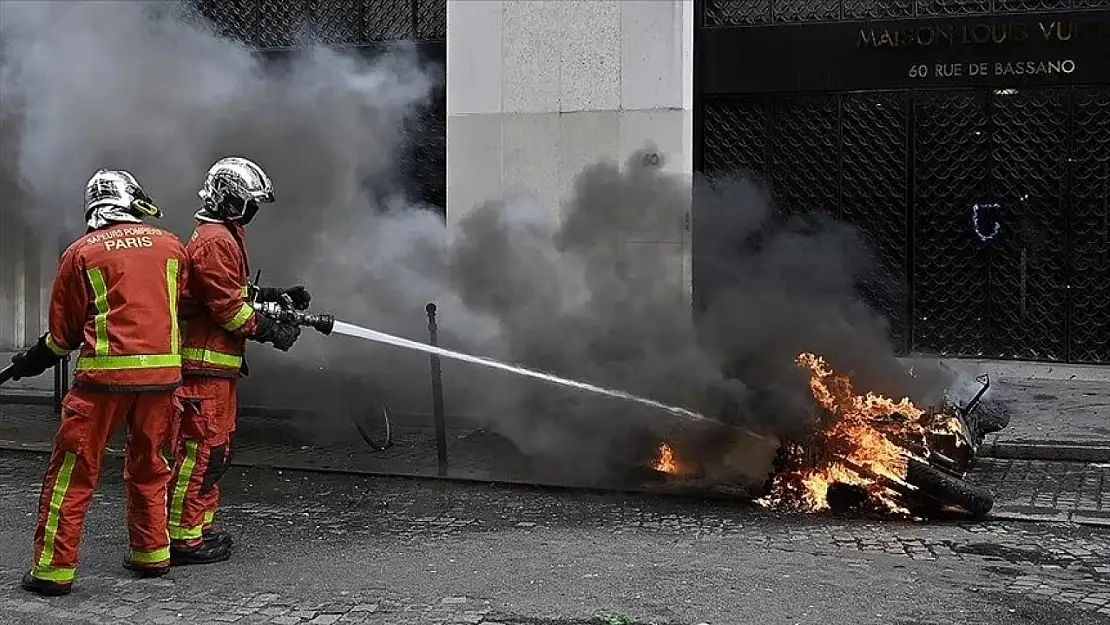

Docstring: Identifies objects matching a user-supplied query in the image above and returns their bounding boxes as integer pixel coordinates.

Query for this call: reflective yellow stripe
[75,354,180,370]
[167,259,180,355]
[241,286,249,298]
[45,334,70,356]
[170,523,204,542]
[30,565,75,583]
[38,452,76,570]
[203,510,215,526]
[129,546,170,565]
[87,268,110,356]
[182,347,242,368]
[169,440,200,540]
[222,303,254,332]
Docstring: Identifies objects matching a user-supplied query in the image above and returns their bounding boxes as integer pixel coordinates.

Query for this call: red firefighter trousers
[169,376,237,546]
[31,387,179,584]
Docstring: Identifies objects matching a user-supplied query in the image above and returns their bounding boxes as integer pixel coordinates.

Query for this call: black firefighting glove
[256,285,311,311]
[9,334,63,381]
[251,314,301,352]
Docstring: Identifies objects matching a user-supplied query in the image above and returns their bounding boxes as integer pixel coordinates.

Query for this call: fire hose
[0,363,16,387]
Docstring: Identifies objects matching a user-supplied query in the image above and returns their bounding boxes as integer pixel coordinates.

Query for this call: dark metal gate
[183,0,446,211]
[693,2,1110,363]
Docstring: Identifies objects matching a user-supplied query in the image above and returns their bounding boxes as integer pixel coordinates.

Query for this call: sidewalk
[960,360,1110,462]
[3,355,1110,462]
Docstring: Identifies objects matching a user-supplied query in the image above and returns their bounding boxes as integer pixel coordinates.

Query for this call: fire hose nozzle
[305,313,335,336]
[251,301,335,336]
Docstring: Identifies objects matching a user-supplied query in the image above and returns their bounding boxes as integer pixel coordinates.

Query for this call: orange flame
[648,352,962,515]
[653,443,679,474]
[757,353,936,514]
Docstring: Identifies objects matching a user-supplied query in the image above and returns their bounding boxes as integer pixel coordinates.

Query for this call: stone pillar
[446,0,693,297]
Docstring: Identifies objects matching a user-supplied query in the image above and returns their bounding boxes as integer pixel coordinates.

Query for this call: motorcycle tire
[905,457,993,518]
[972,399,1012,439]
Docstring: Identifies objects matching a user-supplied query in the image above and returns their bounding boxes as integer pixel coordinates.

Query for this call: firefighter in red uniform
[169,156,305,565]
[9,170,188,596]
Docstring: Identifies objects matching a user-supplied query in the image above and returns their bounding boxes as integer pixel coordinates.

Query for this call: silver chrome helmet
[84,169,161,230]
[196,156,274,224]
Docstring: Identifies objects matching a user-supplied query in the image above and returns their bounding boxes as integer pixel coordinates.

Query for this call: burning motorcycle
[649,353,1009,520]
[767,354,1007,519]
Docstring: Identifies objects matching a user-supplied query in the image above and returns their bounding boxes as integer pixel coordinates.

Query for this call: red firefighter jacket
[44,223,189,391]
[180,222,258,378]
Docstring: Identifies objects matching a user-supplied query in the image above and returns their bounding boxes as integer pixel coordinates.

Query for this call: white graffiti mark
[972,203,1002,242]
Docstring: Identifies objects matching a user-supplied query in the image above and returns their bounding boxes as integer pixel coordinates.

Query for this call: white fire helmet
[196,156,274,224]
[83,169,161,230]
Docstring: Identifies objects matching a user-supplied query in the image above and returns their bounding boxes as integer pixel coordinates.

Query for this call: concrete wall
[446,0,694,298]
[0,212,54,350]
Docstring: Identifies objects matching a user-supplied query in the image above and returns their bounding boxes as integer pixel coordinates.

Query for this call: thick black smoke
[0,1,964,485]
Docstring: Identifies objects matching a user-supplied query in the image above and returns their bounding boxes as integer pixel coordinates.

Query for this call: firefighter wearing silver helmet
[84,169,163,231]
[16,168,188,595]
[170,157,309,565]
[195,156,274,224]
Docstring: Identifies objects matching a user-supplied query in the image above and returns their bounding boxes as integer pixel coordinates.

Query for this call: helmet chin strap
[241,201,259,225]
[194,201,255,225]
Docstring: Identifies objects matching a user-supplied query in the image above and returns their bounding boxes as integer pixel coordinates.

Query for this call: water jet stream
[331,320,707,421]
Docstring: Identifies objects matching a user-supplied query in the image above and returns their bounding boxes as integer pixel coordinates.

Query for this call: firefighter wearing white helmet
[170,157,308,565]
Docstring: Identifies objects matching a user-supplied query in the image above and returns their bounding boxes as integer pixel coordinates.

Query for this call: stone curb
[0,439,755,506]
[989,510,1110,528]
[0,391,53,406]
[980,440,1110,463]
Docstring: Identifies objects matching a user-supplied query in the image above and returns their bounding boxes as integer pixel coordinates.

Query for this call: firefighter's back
[69,223,187,391]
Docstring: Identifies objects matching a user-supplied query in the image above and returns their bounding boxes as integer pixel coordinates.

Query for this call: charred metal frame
[692,0,1110,363]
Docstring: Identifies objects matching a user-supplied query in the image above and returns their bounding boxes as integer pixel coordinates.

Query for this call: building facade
[3,0,1109,366]
[694,1,1110,362]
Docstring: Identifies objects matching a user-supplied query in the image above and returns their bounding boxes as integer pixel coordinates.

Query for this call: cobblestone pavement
[1,450,1109,625]
[971,459,1110,525]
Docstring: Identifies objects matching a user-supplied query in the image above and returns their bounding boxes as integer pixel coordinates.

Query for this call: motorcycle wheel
[972,399,1012,438]
[905,457,993,518]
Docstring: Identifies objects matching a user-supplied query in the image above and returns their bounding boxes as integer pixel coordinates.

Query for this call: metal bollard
[426,303,448,476]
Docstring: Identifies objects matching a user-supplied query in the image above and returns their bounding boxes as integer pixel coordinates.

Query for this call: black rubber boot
[21,572,71,597]
[122,559,170,578]
[203,528,233,547]
[170,540,231,566]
